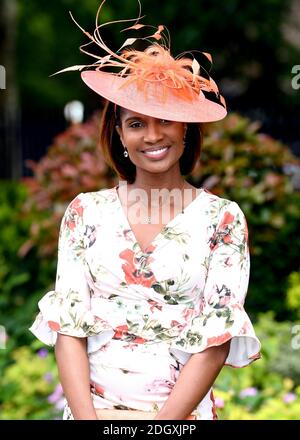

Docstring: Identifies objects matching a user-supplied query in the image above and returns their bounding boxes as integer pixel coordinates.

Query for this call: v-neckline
[113,185,204,254]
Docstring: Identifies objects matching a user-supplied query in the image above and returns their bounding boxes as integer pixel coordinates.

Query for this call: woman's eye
[129,121,142,128]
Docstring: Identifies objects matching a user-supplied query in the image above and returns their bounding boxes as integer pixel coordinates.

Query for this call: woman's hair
[99,100,202,184]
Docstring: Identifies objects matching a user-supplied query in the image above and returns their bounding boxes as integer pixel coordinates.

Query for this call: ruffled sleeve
[29,193,114,347]
[170,200,261,368]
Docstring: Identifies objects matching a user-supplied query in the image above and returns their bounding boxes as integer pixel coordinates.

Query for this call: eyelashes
[128,119,172,129]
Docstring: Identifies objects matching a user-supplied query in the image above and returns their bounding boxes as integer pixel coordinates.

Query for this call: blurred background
[0,0,300,419]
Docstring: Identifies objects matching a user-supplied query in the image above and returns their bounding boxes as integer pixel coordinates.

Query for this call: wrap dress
[29,185,261,419]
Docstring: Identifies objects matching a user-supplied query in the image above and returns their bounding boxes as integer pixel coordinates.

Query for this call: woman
[30,1,261,420]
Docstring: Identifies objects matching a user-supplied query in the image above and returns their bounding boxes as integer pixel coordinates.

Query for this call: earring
[123,148,129,157]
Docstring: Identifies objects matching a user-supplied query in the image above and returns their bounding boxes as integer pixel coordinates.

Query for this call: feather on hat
[54,0,227,123]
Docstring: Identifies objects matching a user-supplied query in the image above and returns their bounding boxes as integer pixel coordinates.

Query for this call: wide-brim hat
[55,1,227,123]
[81,69,226,123]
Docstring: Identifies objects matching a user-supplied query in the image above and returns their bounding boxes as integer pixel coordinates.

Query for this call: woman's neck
[130,168,186,194]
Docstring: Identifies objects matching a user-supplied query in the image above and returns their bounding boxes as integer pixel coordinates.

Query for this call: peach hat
[55,0,227,123]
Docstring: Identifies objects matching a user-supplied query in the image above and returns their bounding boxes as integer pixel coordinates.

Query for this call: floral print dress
[29,185,261,420]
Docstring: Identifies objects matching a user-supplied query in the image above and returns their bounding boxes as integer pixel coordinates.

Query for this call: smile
[141,146,170,159]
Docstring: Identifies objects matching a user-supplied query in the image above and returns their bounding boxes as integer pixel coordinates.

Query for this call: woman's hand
[155,341,231,420]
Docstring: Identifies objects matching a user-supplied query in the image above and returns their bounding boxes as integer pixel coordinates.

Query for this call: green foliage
[286,270,300,318]
[0,181,55,349]
[24,112,116,258]
[20,111,300,323]
[191,114,300,319]
[0,340,61,420]
[16,0,300,111]
[214,312,300,419]
[1,313,299,419]
[271,344,300,385]
[1,110,300,418]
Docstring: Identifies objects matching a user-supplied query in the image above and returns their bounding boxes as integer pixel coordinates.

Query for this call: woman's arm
[55,334,99,420]
[155,340,231,420]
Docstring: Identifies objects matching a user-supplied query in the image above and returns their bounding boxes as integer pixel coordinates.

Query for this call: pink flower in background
[47,383,63,404]
[215,397,225,408]
[43,372,54,383]
[37,348,48,358]
[54,397,65,411]
[239,387,258,398]
[283,392,296,404]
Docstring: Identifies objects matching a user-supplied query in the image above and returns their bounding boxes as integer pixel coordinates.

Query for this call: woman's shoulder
[62,187,117,221]
[69,187,116,206]
[198,187,246,220]
[200,187,237,207]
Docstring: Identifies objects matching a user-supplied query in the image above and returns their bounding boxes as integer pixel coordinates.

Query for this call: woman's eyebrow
[124,116,144,123]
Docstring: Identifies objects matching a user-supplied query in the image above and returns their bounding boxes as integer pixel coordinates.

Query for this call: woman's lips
[141,146,170,159]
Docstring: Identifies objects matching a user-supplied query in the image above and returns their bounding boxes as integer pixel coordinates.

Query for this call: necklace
[144,181,186,225]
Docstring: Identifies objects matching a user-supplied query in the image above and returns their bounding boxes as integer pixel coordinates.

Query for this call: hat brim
[81,71,227,123]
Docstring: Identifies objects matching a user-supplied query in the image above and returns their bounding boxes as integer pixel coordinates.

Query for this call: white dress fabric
[29,185,261,420]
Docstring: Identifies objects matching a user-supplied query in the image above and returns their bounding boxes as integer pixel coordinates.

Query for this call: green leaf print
[126,318,140,333]
[152,283,165,294]
[163,295,178,305]
[176,330,203,347]
[185,330,203,346]
[161,226,190,245]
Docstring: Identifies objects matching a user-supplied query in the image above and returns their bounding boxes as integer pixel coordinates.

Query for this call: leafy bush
[2,111,300,418]
[191,114,300,319]
[0,181,55,350]
[22,112,300,319]
[1,313,299,419]
[286,269,300,319]
[214,312,300,419]
[0,340,60,420]
[23,113,116,259]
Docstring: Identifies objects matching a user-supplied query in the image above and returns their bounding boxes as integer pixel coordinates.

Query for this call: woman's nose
[143,122,163,143]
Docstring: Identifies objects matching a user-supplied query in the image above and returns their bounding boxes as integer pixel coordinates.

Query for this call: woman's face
[116,108,186,176]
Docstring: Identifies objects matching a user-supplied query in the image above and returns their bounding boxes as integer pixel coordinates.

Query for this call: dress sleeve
[29,193,114,346]
[170,200,261,368]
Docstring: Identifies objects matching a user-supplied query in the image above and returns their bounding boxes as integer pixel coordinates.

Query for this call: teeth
[143,147,168,155]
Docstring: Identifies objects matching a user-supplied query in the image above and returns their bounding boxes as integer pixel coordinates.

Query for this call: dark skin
[116,107,200,252]
[115,108,187,196]
[55,107,232,420]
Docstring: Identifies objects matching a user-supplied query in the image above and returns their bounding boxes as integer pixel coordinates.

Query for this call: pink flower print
[182,308,195,321]
[219,294,231,307]
[119,248,157,287]
[148,300,163,312]
[65,197,84,231]
[207,331,232,346]
[209,211,235,250]
[219,212,235,242]
[146,379,173,394]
